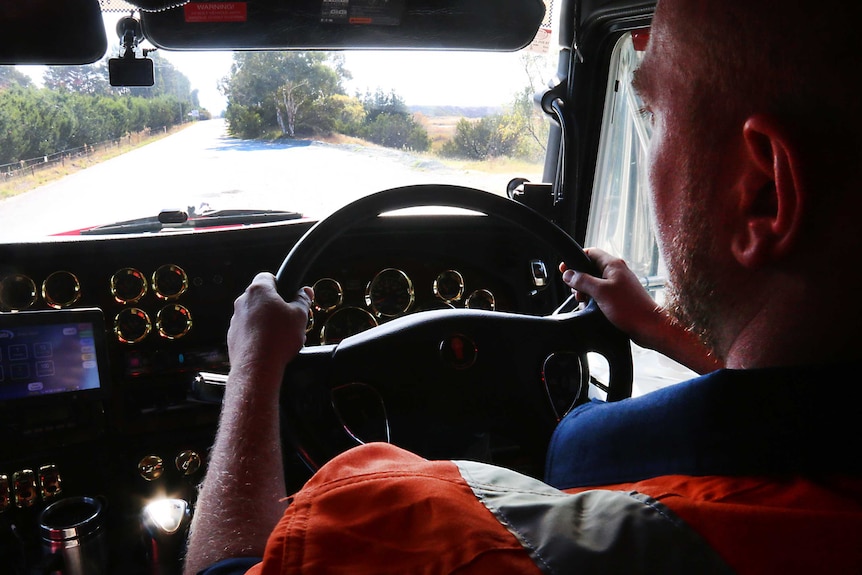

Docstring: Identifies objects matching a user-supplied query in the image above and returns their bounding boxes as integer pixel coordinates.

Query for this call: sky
[16,12,559,115]
[161,49,552,114]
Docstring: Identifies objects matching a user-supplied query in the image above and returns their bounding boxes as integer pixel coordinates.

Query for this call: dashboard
[0,213,565,574]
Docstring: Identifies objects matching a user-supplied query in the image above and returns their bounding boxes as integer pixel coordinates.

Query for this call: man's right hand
[560,248,665,347]
[560,249,721,374]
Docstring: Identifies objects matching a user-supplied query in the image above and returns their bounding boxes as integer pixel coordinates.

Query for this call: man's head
[634,0,862,366]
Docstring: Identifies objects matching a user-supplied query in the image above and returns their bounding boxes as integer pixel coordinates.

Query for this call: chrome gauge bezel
[156,304,193,340]
[320,306,378,345]
[42,271,81,309]
[0,274,38,311]
[111,268,148,304]
[432,269,465,303]
[312,277,344,312]
[465,288,496,311]
[365,268,414,318]
[114,307,153,344]
[152,264,189,301]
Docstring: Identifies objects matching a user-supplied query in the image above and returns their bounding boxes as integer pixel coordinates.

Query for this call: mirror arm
[537,80,577,212]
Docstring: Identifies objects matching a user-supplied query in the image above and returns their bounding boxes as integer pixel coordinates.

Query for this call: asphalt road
[0,119,540,240]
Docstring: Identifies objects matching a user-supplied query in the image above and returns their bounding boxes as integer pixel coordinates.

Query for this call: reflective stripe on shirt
[455,459,733,575]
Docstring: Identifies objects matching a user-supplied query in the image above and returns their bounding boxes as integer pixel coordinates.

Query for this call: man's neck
[724,295,861,369]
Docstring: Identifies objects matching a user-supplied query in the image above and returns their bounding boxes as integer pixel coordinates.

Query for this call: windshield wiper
[78,208,303,235]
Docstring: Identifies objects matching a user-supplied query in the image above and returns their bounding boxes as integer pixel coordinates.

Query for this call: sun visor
[139,0,546,51]
[0,0,107,65]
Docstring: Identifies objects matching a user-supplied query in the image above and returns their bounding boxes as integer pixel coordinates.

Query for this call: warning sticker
[528,27,553,54]
[321,0,404,26]
[185,2,248,23]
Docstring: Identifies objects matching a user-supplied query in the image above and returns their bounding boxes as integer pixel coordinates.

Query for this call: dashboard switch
[175,451,202,476]
[138,456,165,481]
[529,259,548,288]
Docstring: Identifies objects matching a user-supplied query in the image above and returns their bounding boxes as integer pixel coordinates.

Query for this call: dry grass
[0,124,191,199]
[414,113,464,152]
[436,154,543,175]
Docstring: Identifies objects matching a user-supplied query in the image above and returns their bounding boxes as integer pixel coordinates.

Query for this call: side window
[586,31,657,288]
[586,31,696,394]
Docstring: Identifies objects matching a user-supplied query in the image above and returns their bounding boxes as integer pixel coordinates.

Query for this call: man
[184,0,862,573]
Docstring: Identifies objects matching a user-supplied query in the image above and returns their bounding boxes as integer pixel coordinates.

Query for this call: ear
[730,115,806,268]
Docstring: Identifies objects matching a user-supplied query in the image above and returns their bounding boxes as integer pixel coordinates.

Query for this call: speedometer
[365,268,414,317]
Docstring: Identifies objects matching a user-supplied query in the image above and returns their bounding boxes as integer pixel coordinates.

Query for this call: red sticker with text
[184,2,248,23]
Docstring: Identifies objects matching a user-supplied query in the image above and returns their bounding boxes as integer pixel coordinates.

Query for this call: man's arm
[183,273,313,575]
[561,249,721,374]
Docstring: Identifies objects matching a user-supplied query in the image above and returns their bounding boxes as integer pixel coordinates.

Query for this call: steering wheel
[276,184,632,476]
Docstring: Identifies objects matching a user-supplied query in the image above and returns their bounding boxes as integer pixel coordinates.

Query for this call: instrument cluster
[0,264,196,345]
[308,268,498,345]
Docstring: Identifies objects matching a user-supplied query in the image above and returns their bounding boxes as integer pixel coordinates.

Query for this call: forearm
[183,364,288,575]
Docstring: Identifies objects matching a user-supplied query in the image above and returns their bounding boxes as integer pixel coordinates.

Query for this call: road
[0,119,541,240]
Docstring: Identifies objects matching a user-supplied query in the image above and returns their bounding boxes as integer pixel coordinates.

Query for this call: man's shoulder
[545,363,862,488]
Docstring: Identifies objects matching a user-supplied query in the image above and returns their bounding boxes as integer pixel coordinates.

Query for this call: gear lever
[141,498,190,575]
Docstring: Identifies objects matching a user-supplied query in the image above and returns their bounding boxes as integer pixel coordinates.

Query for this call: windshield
[0,13,558,240]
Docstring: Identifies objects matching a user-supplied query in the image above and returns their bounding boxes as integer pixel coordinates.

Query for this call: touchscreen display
[0,316,104,401]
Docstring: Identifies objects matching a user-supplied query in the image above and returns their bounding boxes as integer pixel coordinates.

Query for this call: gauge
[320,307,378,345]
[365,268,414,317]
[152,264,189,300]
[433,269,465,302]
[465,288,496,311]
[156,304,193,339]
[312,278,343,312]
[42,271,81,309]
[0,274,37,311]
[111,268,147,303]
[115,308,152,344]
[306,308,314,333]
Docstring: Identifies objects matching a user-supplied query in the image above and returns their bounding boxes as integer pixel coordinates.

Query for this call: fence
[0,127,171,181]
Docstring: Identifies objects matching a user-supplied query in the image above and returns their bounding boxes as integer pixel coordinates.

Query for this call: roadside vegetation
[0,50,550,196]
[221,52,550,165]
[0,54,208,167]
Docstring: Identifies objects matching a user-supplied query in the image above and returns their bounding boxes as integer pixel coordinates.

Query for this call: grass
[0,124,192,200]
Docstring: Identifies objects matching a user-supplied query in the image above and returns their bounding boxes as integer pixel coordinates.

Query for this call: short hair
[661,0,862,194]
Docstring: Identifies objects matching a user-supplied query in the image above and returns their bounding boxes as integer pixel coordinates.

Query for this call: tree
[359,112,430,152]
[0,86,32,163]
[224,103,264,139]
[507,55,551,159]
[441,115,522,160]
[360,88,409,121]
[313,93,365,135]
[352,88,429,151]
[44,64,110,95]
[221,52,348,137]
[0,67,32,90]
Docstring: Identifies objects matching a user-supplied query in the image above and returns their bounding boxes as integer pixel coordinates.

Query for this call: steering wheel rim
[276,184,632,473]
[277,185,596,293]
